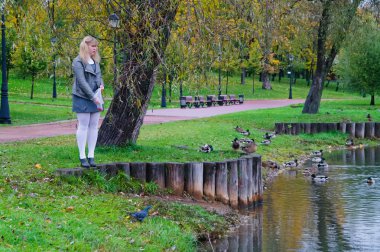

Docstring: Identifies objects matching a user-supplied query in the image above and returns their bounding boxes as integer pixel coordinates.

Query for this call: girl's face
[88,43,98,57]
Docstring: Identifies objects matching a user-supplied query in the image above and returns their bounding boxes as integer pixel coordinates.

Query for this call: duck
[261,139,271,145]
[231,138,240,151]
[345,138,354,147]
[367,114,372,122]
[241,141,258,154]
[311,149,323,157]
[283,159,298,168]
[311,156,323,163]
[262,160,279,169]
[311,174,329,182]
[263,132,276,140]
[199,144,213,153]
[367,177,375,184]
[316,160,329,168]
[239,138,255,144]
[235,125,245,133]
[241,129,251,136]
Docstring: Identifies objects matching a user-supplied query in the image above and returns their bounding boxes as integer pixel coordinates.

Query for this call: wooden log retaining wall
[55,154,263,209]
[275,122,380,138]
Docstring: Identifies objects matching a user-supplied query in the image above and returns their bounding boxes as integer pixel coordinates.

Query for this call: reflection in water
[198,146,380,251]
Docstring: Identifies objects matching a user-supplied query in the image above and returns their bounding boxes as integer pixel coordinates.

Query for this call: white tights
[76,112,101,159]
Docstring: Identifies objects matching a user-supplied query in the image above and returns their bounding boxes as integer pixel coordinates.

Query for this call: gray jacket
[72,56,103,100]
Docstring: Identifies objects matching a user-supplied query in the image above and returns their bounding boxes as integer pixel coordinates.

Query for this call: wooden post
[339,122,346,134]
[245,156,254,205]
[96,164,108,175]
[327,123,337,132]
[254,154,263,202]
[291,123,300,135]
[215,161,229,204]
[375,123,380,138]
[365,122,375,138]
[116,162,130,177]
[355,122,365,138]
[130,162,146,182]
[55,168,84,177]
[146,162,165,188]
[165,162,185,195]
[304,123,311,134]
[203,162,216,201]
[251,154,260,204]
[184,162,203,200]
[238,158,248,208]
[299,123,305,134]
[106,163,119,177]
[346,123,355,137]
[275,123,285,134]
[227,159,238,209]
[284,123,292,134]
[319,123,327,133]
[310,123,318,134]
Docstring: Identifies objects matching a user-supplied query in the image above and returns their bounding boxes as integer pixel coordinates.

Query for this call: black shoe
[80,158,90,168]
[87,158,96,167]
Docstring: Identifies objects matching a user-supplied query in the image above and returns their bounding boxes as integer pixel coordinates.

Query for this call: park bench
[218,95,229,106]
[206,95,218,107]
[180,96,195,108]
[194,96,205,108]
[229,94,239,105]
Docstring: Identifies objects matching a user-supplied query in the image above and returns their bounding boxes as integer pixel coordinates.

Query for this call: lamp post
[0,13,10,124]
[51,37,57,99]
[108,13,120,88]
[288,54,294,100]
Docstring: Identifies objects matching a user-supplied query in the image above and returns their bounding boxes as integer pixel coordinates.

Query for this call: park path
[0,99,304,143]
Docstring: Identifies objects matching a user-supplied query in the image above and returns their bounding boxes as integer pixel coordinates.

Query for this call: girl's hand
[100,84,104,90]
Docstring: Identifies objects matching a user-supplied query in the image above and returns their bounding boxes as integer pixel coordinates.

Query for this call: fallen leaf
[65,206,74,212]
[34,163,42,169]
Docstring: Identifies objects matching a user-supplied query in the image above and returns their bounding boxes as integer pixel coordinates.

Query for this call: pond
[199,146,380,251]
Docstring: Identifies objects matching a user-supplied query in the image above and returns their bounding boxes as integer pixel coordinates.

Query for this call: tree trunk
[370,94,375,105]
[241,68,246,85]
[261,71,272,90]
[30,73,34,99]
[302,0,360,114]
[98,0,179,146]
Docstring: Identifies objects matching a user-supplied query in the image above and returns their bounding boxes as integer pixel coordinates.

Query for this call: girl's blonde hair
[79,36,101,63]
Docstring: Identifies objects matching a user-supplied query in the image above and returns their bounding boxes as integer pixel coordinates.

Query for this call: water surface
[200,146,380,251]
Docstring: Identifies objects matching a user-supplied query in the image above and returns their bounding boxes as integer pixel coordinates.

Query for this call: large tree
[97,0,180,146]
[302,0,361,114]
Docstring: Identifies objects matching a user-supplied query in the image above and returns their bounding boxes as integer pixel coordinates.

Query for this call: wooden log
[245,157,254,205]
[355,122,365,138]
[319,123,327,133]
[284,123,292,134]
[346,123,355,137]
[116,162,130,176]
[55,168,84,177]
[339,122,346,134]
[365,122,375,138]
[184,162,203,200]
[203,162,216,201]
[130,162,146,182]
[310,123,318,134]
[105,163,119,177]
[215,162,229,204]
[227,160,239,209]
[299,123,305,134]
[291,123,300,135]
[304,123,311,134]
[251,155,259,204]
[327,123,337,132]
[275,123,285,134]
[253,154,263,202]
[96,164,108,175]
[375,123,380,138]
[165,162,185,195]
[237,158,248,208]
[146,162,166,188]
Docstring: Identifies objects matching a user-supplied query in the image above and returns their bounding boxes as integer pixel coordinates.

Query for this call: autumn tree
[302,0,361,114]
[97,1,180,146]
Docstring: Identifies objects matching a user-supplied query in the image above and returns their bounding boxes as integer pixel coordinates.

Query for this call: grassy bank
[1,98,380,250]
[2,72,367,126]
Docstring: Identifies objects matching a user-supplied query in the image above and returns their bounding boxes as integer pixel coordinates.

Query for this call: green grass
[1,71,368,126]
[1,72,380,250]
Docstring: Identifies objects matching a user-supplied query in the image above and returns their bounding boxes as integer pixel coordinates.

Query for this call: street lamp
[51,37,57,99]
[0,13,11,124]
[288,54,294,100]
[108,13,120,88]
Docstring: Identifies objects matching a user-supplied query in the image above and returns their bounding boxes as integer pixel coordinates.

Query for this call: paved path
[0,99,304,143]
